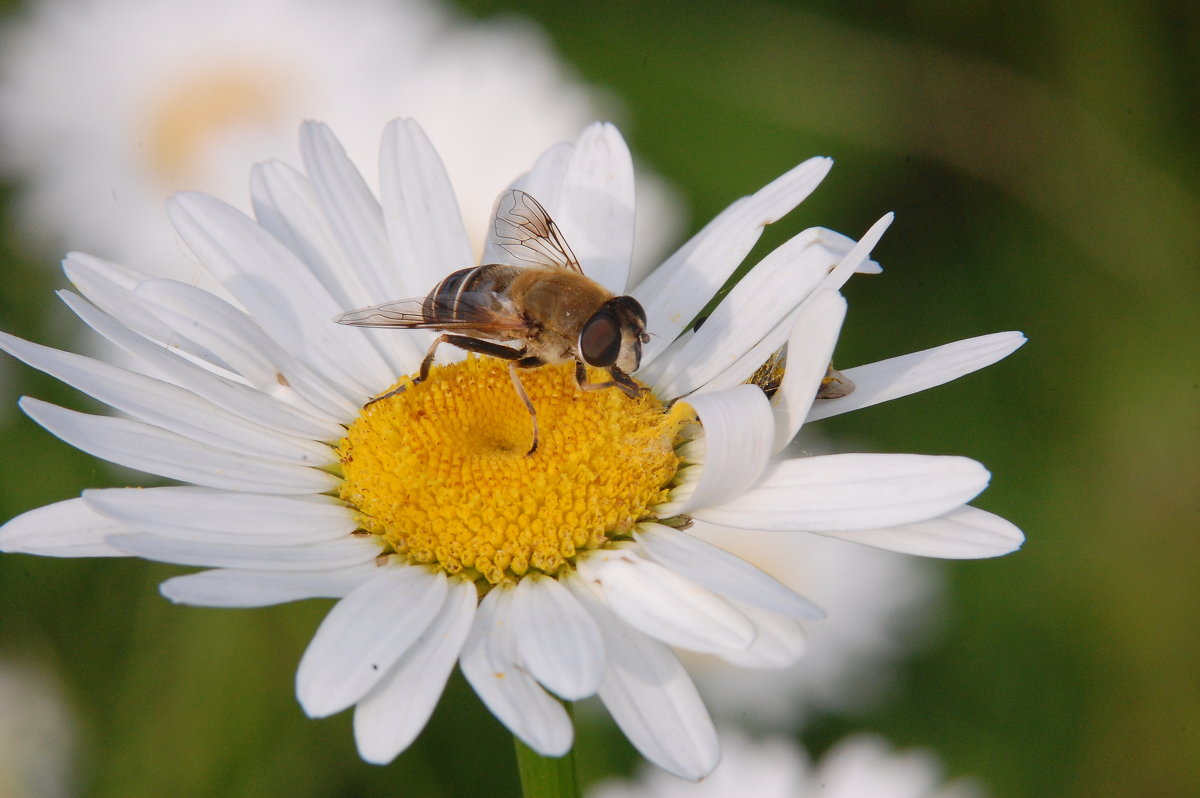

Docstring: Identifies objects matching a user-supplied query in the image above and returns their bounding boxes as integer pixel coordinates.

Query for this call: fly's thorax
[512,268,612,342]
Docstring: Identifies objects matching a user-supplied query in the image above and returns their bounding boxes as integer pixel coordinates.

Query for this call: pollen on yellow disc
[338,357,690,585]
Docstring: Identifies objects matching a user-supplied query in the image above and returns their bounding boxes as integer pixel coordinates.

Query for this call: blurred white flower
[0,0,680,282]
[0,658,78,798]
[682,522,942,728]
[588,731,986,798]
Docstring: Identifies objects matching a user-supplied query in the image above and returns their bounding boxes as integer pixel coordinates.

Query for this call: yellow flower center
[337,357,691,586]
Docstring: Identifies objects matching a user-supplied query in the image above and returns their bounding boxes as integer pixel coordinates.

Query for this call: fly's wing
[492,189,583,274]
[334,294,529,332]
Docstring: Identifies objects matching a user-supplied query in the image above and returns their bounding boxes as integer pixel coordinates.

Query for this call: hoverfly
[335,189,650,455]
[746,346,855,400]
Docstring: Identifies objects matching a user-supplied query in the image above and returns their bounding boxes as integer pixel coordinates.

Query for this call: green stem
[514,716,580,798]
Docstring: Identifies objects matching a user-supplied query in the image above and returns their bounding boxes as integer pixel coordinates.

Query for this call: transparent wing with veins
[492,189,583,273]
[334,294,529,333]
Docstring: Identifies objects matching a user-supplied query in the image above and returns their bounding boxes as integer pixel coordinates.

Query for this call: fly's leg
[574,361,647,399]
[365,382,413,407]
[508,355,545,455]
[419,334,530,378]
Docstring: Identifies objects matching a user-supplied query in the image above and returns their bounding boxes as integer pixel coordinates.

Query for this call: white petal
[816,213,893,293]
[676,229,880,402]
[0,331,333,466]
[166,191,393,397]
[512,573,606,700]
[299,121,399,299]
[108,533,379,571]
[132,278,360,421]
[62,253,182,345]
[694,453,991,532]
[680,304,801,396]
[556,122,636,294]
[634,156,833,367]
[64,256,327,413]
[806,332,1028,422]
[566,574,719,781]
[295,122,429,374]
[130,278,276,382]
[651,228,847,398]
[514,142,574,213]
[716,602,807,669]
[0,498,127,558]
[819,226,884,275]
[825,505,1025,558]
[635,326,694,387]
[250,160,420,377]
[296,566,448,717]
[663,385,773,515]
[59,291,344,440]
[160,564,380,607]
[460,586,573,757]
[83,487,355,544]
[770,290,847,452]
[379,118,474,295]
[674,218,881,398]
[20,398,338,495]
[353,578,477,764]
[634,523,822,619]
[62,250,141,288]
[252,159,369,306]
[577,549,754,654]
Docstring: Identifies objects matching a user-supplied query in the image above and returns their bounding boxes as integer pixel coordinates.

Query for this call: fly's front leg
[609,367,647,399]
[573,361,647,399]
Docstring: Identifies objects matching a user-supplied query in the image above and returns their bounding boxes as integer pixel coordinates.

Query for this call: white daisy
[587,731,987,798]
[0,119,1023,780]
[0,0,679,283]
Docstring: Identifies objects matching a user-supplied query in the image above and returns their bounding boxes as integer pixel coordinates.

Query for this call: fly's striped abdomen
[424,264,523,322]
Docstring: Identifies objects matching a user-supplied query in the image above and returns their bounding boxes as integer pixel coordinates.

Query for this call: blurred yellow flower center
[144,65,289,186]
[337,357,689,585]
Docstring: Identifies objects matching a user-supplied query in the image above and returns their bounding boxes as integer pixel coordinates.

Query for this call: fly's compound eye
[579,310,622,367]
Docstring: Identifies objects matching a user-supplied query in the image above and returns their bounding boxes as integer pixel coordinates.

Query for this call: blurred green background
[1,0,1197,796]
